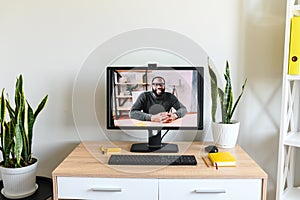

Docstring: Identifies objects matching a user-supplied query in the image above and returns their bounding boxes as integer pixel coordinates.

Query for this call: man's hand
[167,113,178,121]
[151,112,178,123]
[151,112,168,122]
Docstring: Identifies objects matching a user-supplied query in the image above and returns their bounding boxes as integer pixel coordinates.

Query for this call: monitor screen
[106,65,204,152]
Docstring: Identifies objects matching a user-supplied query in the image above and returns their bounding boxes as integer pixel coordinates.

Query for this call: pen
[202,156,209,167]
[215,162,218,170]
[100,146,105,154]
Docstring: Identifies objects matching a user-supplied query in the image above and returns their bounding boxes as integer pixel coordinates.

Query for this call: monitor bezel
[106,66,204,130]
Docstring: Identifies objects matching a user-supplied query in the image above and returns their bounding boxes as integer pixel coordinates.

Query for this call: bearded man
[129,76,187,123]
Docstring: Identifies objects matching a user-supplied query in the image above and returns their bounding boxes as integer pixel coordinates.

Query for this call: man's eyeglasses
[152,83,165,87]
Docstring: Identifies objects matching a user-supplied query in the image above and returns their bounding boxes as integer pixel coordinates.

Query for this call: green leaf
[3,121,15,167]
[223,61,233,123]
[3,122,11,167]
[0,89,5,123]
[208,61,218,122]
[15,75,24,110]
[15,110,24,167]
[5,100,15,122]
[26,102,34,161]
[229,78,247,120]
[218,88,225,122]
[34,95,48,119]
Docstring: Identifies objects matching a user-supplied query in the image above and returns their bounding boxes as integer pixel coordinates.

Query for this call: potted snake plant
[209,60,247,148]
[0,75,48,199]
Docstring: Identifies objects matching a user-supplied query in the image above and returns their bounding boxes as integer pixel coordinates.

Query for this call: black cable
[160,130,170,142]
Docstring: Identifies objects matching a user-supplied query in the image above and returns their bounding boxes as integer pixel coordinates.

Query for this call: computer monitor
[106,64,204,152]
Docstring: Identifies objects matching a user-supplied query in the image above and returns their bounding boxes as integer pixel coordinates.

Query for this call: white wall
[0,0,285,199]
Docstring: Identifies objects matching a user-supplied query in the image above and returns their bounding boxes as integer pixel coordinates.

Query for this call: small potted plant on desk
[209,60,247,148]
[0,75,48,199]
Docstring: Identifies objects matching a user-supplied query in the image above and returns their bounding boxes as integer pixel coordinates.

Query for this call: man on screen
[129,76,187,123]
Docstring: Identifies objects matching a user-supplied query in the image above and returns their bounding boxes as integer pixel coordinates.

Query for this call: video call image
[107,67,201,129]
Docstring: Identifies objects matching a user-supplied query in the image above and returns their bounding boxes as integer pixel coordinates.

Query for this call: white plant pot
[212,121,240,148]
[0,158,38,199]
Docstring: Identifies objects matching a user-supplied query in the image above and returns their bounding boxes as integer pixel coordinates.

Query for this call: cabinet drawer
[159,179,262,200]
[57,177,158,200]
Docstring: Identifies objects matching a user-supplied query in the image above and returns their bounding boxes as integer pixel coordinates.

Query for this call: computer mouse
[205,145,218,153]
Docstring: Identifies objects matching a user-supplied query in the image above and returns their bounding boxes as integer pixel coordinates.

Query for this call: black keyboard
[108,154,197,165]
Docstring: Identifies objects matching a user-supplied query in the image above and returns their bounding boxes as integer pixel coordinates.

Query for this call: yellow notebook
[289,16,300,74]
[208,152,236,167]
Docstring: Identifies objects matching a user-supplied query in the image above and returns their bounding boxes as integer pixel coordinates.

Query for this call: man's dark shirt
[129,91,187,121]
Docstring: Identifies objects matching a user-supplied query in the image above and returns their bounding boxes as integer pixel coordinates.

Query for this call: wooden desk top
[52,141,267,180]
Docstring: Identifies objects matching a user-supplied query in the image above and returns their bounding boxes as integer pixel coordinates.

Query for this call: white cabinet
[159,179,262,200]
[57,177,262,200]
[57,177,158,200]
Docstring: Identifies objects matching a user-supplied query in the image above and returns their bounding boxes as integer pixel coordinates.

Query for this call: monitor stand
[130,130,178,153]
